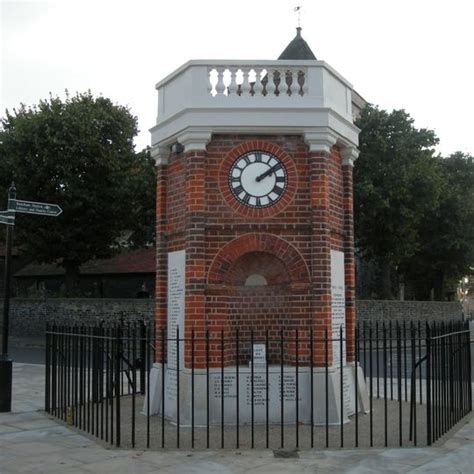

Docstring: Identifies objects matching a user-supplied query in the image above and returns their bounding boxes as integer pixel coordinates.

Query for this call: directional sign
[9,199,63,217]
[0,210,14,225]
[0,215,14,225]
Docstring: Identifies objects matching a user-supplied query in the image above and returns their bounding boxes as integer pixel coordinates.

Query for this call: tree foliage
[403,152,474,299]
[354,105,441,297]
[354,104,474,300]
[0,91,155,294]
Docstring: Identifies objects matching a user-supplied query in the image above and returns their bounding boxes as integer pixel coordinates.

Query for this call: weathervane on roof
[294,4,302,28]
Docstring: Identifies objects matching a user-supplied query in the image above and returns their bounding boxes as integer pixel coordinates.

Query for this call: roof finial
[294,4,302,29]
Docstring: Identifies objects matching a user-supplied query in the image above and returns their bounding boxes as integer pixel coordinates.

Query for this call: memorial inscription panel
[165,250,185,407]
[331,250,346,367]
[253,344,266,365]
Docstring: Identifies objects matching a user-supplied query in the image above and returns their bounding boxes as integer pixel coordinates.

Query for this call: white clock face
[229,151,288,208]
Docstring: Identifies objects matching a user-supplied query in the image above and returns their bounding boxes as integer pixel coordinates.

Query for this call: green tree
[354,105,442,298]
[124,147,156,248]
[403,152,474,299]
[0,91,155,295]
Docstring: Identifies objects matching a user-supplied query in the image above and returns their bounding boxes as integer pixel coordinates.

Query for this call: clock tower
[148,28,368,425]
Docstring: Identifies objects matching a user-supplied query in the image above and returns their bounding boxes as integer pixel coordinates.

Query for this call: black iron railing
[45,320,472,450]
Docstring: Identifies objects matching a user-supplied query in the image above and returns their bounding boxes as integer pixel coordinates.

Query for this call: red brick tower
[148,29,368,425]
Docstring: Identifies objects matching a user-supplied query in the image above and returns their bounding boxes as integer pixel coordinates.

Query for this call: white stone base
[144,363,369,426]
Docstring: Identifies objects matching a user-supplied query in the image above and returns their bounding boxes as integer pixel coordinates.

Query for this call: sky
[1,0,473,156]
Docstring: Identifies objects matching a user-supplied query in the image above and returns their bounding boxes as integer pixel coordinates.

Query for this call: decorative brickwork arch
[208,233,310,287]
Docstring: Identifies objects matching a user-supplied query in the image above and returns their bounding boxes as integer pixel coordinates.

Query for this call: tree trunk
[380,259,393,299]
[398,282,405,301]
[63,260,80,297]
[433,270,445,301]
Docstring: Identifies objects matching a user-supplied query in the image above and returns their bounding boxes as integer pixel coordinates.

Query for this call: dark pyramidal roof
[278,27,316,60]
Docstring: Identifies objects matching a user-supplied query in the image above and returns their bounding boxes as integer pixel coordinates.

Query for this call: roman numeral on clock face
[232,184,244,195]
[273,185,284,196]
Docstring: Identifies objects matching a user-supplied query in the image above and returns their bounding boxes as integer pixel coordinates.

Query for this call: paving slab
[1,363,473,474]
[410,444,474,473]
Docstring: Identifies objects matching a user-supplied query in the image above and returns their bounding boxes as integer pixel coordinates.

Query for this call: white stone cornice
[304,130,338,154]
[151,145,170,166]
[150,109,360,151]
[341,146,359,166]
[177,130,212,152]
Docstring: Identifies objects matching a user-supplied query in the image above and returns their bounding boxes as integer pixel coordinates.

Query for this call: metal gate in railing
[45,320,472,450]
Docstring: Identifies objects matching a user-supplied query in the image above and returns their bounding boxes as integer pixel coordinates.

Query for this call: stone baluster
[292,69,303,96]
[283,70,291,96]
[288,69,299,96]
[241,67,251,96]
[300,70,308,96]
[264,68,274,96]
[253,68,263,96]
[215,67,226,96]
[207,67,214,95]
[228,67,238,96]
[274,69,282,96]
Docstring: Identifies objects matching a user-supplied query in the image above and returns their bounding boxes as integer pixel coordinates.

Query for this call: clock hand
[256,163,280,182]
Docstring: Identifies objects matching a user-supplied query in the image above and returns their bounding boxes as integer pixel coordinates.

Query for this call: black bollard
[0,358,12,412]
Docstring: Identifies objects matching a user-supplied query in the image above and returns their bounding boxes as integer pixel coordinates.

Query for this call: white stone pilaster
[177,130,212,153]
[341,146,359,166]
[304,130,338,154]
[151,145,170,166]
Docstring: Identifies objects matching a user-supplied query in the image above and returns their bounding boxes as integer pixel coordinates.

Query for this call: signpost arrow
[9,199,63,217]
[0,210,14,225]
[0,216,14,225]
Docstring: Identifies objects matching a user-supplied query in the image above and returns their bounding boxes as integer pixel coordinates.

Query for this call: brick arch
[225,251,291,286]
[208,233,310,287]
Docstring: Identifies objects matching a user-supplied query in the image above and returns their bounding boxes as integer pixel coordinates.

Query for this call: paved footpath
[0,364,473,473]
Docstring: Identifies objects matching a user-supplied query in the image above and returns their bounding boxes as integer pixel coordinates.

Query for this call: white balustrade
[207,64,308,98]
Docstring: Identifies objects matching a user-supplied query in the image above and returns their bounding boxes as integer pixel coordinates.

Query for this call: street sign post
[0,185,16,413]
[0,184,62,412]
